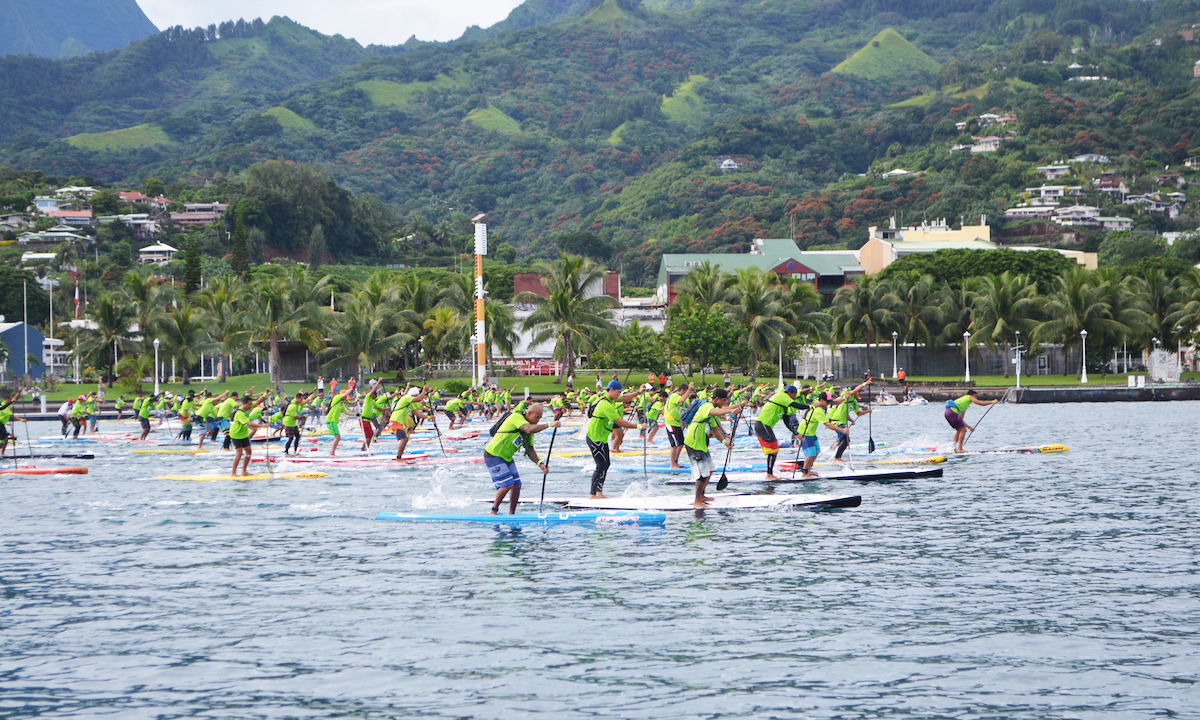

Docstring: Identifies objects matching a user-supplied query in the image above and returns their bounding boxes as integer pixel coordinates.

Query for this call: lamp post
[778,333,784,388]
[962,331,971,383]
[153,338,161,395]
[891,330,898,379]
[1079,330,1088,384]
[1014,330,1022,389]
[1176,325,1184,378]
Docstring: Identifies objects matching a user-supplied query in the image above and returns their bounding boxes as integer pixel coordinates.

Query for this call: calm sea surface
[2,402,1197,719]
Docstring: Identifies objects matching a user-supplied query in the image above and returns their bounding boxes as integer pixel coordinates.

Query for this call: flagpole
[23,281,29,379]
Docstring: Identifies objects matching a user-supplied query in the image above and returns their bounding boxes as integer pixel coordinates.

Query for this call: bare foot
[702,495,714,502]
[589,492,609,499]
[802,472,820,478]
[765,474,780,481]
[692,501,709,508]
[669,465,682,470]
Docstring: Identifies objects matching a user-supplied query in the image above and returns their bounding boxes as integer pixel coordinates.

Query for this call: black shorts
[231,437,251,449]
[285,425,300,438]
[445,410,457,421]
[139,416,150,429]
[754,421,777,444]
[0,424,8,441]
[667,425,685,448]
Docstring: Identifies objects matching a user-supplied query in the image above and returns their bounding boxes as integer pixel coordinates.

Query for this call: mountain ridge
[0,0,159,58]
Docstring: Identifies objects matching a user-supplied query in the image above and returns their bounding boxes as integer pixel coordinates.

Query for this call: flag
[74,281,80,319]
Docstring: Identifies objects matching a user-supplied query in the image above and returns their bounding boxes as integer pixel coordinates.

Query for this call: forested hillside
[3,0,1200,284]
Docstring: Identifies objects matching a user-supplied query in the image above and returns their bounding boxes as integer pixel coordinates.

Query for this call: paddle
[715,410,741,492]
[538,424,560,514]
[424,368,447,456]
[963,398,996,448]
[866,376,876,454]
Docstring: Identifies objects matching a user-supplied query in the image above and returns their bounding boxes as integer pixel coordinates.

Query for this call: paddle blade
[716,473,729,491]
[868,437,876,453]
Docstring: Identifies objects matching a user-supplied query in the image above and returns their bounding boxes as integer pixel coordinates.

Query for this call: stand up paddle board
[3,453,95,460]
[666,467,943,484]
[496,492,862,511]
[971,444,1069,454]
[156,471,329,481]
[0,466,89,475]
[375,510,665,525]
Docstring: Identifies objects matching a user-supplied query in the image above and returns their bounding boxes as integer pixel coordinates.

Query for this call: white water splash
[411,466,476,509]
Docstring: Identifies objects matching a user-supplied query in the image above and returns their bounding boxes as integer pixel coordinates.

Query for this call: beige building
[858,217,1097,273]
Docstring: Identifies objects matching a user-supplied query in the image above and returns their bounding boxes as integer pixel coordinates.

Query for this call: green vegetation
[463,105,522,134]
[356,74,464,107]
[584,0,632,23]
[67,124,170,151]
[831,28,940,80]
[660,74,707,124]
[262,106,315,131]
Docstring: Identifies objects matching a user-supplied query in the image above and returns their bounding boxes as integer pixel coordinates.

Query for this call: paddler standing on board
[754,384,806,481]
[485,402,560,514]
[945,389,997,453]
[829,378,873,464]
[0,389,28,458]
[683,388,745,508]
[230,394,267,477]
[586,380,643,499]
[796,392,843,478]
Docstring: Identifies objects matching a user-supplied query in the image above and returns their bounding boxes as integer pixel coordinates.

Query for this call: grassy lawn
[67,123,170,151]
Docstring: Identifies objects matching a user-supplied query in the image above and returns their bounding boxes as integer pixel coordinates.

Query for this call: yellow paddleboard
[1037,444,1070,453]
[157,471,329,482]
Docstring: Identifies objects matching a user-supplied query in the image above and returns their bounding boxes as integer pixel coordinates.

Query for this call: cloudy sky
[137,0,526,45]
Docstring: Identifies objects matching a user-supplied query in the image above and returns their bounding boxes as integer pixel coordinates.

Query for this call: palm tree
[726,268,792,382]
[122,270,164,351]
[939,280,979,346]
[74,293,136,381]
[394,272,439,368]
[1133,269,1179,346]
[437,272,518,376]
[780,279,828,344]
[518,253,616,383]
[830,276,896,363]
[320,296,413,382]
[422,307,466,367]
[969,273,1038,377]
[1167,268,1200,349]
[1035,269,1129,378]
[887,273,945,371]
[194,275,243,382]
[239,274,327,391]
[673,261,734,312]
[153,304,213,384]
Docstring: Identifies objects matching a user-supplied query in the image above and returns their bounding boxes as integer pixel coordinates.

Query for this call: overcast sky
[137,0,526,44]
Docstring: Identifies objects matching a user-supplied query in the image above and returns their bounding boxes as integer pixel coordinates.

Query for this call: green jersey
[217,398,237,420]
[446,398,464,413]
[798,406,829,437]
[114,398,125,410]
[664,394,685,427]
[585,398,622,444]
[197,398,215,418]
[283,401,301,428]
[758,390,801,428]
[950,395,972,415]
[362,394,378,420]
[229,408,251,440]
[390,396,415,426]
[828,395,859,425]
[684,402,718,452]
[138,399,151,419]
[647,399,664,421]
[327,393,346,423]
[483,411,531,462]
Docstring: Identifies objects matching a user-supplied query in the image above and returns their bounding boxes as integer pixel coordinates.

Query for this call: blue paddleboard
[375,510,666,525]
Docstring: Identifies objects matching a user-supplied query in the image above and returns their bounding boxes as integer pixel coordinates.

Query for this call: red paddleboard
[0,466,89,475]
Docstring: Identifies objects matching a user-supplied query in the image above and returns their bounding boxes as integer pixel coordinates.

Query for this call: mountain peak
[0,0,158,58]
[831,28,940,80]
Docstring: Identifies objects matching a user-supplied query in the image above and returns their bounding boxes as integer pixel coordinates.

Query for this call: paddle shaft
[867,377,875,453]
[963,401,996,447]
[538,425,560,514]
[425,366,448,456]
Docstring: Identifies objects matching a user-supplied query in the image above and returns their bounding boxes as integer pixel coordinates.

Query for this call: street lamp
[891,330,899,379]
[1176,325,1184,378]
[153,338,160,395]
[1079,330,1088,384]
[1014,330,1022,389]
[963,330,971,383]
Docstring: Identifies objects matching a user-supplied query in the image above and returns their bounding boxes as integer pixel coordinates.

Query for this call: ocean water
[1,402,1197,719]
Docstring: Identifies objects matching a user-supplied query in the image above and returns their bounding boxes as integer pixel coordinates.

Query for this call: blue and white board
[375,510,666,525]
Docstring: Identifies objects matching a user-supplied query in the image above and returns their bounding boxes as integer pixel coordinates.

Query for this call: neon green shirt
[229,408,251,440]
[798,406,829,437]
[217,398,237,420]
[664,394,684,427]
[759,391,800,428]
[585,398,622,444]
[327,393,346,423]
[828,395,859,425]
[684,402,717,452]
[283,401,300,428]
[484,411,531,462]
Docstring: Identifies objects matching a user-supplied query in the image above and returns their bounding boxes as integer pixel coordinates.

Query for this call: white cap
[408,387,421,396]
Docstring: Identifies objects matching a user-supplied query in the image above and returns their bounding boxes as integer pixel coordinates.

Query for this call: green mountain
[2,0,1200,283]
[0,0,159,58]
[831,28,941,80]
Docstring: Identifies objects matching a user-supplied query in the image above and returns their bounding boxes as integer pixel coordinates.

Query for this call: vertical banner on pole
[473,219,488,389]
